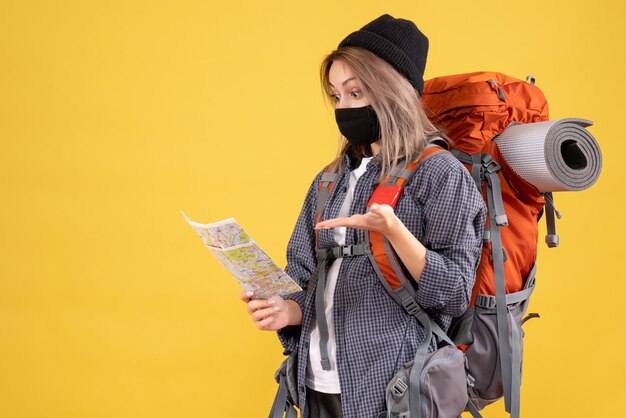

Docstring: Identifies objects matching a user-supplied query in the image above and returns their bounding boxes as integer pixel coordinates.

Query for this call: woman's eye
[351,90,362,98]
[330,93,340,102]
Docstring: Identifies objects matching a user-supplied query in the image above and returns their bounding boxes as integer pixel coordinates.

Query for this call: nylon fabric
[424,72,547,301]
[463,292,532,413]
[422,72,549,155]
[384,344,469,418]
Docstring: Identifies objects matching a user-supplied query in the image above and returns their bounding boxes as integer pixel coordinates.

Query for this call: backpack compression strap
[452,149,528,418]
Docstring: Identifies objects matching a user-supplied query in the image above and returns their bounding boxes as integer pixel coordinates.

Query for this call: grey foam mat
[495,118,602,192]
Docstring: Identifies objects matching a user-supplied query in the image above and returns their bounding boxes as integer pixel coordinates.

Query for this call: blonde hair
[320,47,446,180]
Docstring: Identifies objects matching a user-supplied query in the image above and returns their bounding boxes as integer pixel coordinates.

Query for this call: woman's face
[328,60,370,109]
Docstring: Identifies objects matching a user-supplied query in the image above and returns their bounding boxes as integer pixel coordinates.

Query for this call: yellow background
[1,1,624,417]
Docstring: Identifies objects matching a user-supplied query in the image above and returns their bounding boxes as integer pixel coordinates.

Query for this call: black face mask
[334,105,380,146]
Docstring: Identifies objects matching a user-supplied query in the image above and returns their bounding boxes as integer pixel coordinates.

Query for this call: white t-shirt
[306,156,373,393]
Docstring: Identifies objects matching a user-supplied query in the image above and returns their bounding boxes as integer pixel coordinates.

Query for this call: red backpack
[422,72,553,418]
[424,72,553,299]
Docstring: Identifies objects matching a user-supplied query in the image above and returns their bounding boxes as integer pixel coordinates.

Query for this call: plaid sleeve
[413,155,486,317]
[276,170,322,353]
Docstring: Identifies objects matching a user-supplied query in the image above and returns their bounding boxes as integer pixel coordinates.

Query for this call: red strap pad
[367,185,404,208]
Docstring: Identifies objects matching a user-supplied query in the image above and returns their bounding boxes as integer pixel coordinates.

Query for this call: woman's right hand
[239,291,303,331]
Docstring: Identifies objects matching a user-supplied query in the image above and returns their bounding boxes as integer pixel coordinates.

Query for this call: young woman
[241,14,486,418]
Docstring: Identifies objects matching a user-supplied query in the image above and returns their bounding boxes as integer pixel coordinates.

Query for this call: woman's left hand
[315,203,398,236]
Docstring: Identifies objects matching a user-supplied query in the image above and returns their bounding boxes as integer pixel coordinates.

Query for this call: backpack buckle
[392,378,408,397]
[488,247,507,262]
[330,244,369,259]
[401,297,420,316]
[466,372,476,389]
[330,246,351,258]
[481,155,501,174]
[475,294,497,309]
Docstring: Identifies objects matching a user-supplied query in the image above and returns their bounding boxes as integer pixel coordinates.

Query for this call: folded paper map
[181,212,302,299]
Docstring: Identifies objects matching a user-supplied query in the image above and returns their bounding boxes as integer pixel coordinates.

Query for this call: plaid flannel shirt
[277,150,486,418]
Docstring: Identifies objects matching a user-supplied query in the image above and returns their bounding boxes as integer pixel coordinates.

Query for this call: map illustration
[181,212,302,299]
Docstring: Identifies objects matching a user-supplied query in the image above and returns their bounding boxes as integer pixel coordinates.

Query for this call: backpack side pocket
[464,289,532,410]
[383,345,468,418]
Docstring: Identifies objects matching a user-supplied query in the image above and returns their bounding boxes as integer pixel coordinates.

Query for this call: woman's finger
[239,290,254,303]
[317,214,371,229]
[256,315,277,331]
[315,217,352,229]
[322,214,377,230]
[247,298,274,315]
[372,203,394,216]
[251,305,280,322]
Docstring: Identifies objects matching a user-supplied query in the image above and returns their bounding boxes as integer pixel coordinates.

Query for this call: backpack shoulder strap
[365,144,480,418]
[365,144,448,312]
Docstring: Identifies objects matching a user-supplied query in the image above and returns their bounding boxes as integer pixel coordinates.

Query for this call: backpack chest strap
[316,244,369,261]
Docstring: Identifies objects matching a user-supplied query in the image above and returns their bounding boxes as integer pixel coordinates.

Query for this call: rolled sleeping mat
[494,118,602,192]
